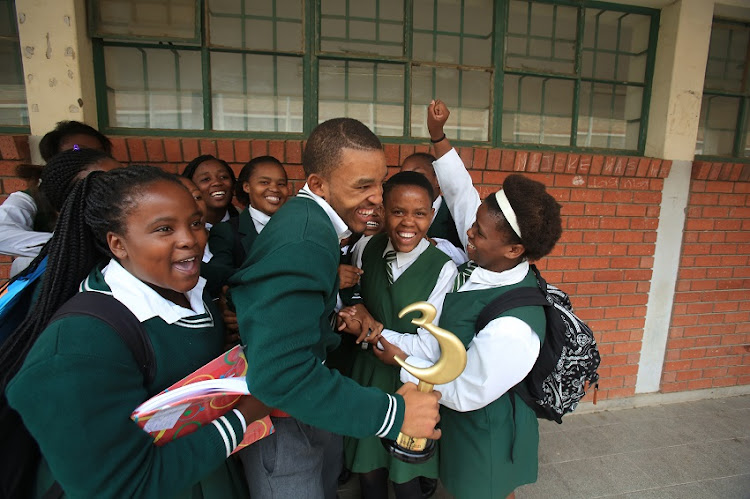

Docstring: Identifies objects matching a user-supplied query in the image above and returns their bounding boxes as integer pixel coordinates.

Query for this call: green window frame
[92,0,659,155]
[695,19,750,160]
[0,0,29,132]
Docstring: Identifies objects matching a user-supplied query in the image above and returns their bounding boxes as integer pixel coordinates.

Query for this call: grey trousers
[238,416,342,499]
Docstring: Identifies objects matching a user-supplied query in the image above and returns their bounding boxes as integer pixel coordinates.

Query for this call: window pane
[502,75,573,146]
[211,53,302,132]
[93,0,197,41]
[0,0,28,126]
[319,60,404,136]
[695,95,740,156]
[582,9,650,83]
[578,83,641,150]
[104,46,203,129]
[413,0,493,66]
[208,0,303,52]
[411,66,491,141]
[505,0,577,75]
[704,23,749,93]
[320,0,404,57]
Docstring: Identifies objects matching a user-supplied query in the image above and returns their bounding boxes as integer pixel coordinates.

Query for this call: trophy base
[380,437,436,464]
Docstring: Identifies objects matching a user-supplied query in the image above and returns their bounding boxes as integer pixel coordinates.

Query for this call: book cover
[131,344,274,453]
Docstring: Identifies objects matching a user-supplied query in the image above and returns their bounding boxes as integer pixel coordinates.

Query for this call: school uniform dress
[0,191,52,277]
[229,185,406,499]
[6,259,250,499]
[344,233,456,484]
[386,148,544,498]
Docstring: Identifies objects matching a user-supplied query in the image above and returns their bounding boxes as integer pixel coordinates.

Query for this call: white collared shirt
[248,205,271,234]
[297,183,352,243]
[351,235,457,358]
[97,259,208,324]
[0,191,52,258]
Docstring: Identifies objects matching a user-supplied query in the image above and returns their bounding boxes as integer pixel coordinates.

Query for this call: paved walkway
[338,394,750,498]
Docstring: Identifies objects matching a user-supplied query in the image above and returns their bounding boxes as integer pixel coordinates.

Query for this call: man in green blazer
[230,118,442,499]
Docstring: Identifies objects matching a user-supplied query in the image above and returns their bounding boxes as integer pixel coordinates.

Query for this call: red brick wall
[0,135,33,281]
[661,161,750,392]
[10,134,747,401]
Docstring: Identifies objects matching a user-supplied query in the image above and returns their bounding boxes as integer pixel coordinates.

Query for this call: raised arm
[426,100,481,251]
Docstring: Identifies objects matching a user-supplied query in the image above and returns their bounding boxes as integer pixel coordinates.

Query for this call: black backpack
[0,292,154,499]
[476,264,600,423]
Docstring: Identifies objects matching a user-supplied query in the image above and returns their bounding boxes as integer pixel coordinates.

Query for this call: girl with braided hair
[374,101,562,499]
[0,148,120,277]
[4,166,265,498]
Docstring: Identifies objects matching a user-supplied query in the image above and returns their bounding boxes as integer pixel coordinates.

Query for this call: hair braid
[40,148,113,212]
[0,166,184,388]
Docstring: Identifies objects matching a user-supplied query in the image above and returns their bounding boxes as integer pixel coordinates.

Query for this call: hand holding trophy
[381,301,467,463]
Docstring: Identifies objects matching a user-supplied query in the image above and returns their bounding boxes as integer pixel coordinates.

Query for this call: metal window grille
[696,20,750,159]
[91,0,659,154]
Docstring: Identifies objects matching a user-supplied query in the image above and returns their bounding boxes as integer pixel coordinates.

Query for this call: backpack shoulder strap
[475,287,550,333]
[49,292,156,386]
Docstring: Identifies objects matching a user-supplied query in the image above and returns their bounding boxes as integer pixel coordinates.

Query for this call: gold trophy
[381,301,467,463]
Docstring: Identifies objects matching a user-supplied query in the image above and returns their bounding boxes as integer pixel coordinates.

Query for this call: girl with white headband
[375,100,563,499]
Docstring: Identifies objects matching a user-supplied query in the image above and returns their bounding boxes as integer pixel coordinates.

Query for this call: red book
[131,345,273,453]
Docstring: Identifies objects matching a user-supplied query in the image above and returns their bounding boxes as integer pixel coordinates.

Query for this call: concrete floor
[338,394,750,499]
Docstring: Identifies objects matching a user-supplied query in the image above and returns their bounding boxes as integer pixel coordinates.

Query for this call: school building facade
[0,0,748,408]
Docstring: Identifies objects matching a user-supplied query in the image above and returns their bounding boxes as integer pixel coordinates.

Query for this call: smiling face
[107,180,207,303]
[243,161,289,216]
[310,147,387,234]
[466,201,524,272]
[364,204,384,236]
[384,184,434,253]
[191,159,234,213]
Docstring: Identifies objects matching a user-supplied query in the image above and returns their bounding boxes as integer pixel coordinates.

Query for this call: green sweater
[229,196,405,439]
[428,198,462,249]
[209,208,259,269]
[6,266,247,499]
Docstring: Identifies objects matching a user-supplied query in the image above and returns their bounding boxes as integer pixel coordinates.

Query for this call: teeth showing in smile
[173,256,197,272]
[397,232,416,239]
[265,196,280,203]
[467,242,476,250]
[358,209,374,217]
[366,221,379,228]
[210,191,225,198]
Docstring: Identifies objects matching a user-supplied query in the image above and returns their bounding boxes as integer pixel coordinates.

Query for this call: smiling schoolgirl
[208,156,290,271]
[343,171,458,499]
[182,155,239,227]
[4,166,265,498]
[375,101,563,499]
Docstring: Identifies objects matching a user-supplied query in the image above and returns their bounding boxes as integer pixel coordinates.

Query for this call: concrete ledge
[574,384,750,413]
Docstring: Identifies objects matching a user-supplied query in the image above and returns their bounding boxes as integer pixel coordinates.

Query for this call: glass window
[696,21,750,158]
[0,0,28,127]
[93,0,658,153]
[91,0,198,42]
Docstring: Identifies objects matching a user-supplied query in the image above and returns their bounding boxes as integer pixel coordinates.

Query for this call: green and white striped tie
[384,250,397,285]
[452,261,478,292]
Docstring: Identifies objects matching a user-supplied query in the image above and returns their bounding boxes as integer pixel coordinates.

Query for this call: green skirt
[344,348,439,483]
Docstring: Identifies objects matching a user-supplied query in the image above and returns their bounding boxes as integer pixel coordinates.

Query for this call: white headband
[494,189,522,239]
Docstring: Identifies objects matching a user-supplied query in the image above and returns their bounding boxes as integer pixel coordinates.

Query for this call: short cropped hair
[383,171,435,205]
[302,118,382,178]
